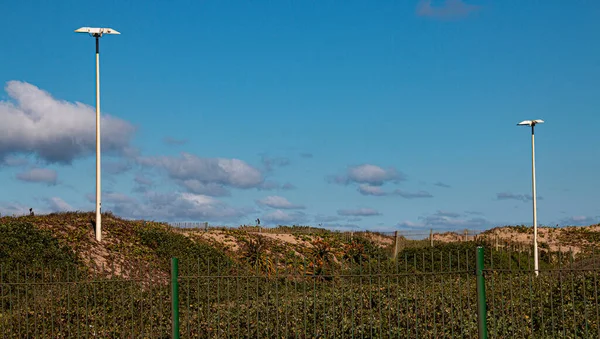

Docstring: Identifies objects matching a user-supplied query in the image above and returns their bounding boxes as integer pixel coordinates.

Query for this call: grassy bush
[0,220,80,270]
[136,223,231,273]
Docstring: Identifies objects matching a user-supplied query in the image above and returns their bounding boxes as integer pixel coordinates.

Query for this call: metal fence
[2,247,599,338]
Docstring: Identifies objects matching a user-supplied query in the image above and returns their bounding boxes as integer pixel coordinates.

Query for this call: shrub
[0,220,80,269]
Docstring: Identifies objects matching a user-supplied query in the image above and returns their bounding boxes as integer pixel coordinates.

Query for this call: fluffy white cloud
[559,216,600,226]
[45,197,73,212]
[357,184,388,196]
[0,202,29,216]
[256,195,305,209]
[330,164,405,186]
[86,192,137,205]
[0,155,29,167]
[16,168,57,185]
[180,179,231,196]
[102,191,253,222]
[337,208,381,217]
[138,153,263,193]
[397,210,489,230]
[0,81,135,164]
[261,209,308,225]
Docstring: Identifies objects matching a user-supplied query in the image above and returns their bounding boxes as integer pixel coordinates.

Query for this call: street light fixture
[75,26,120,242]
[517,119,544,276]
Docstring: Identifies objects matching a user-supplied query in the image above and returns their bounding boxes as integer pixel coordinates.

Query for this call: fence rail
[2,247,599,338]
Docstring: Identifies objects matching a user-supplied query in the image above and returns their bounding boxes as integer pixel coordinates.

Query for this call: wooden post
[495,233,499,251]
[464,229,468,242]
[394,231,399,258]
[430,229,434,247]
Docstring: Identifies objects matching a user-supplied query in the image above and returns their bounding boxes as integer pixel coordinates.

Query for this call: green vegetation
[1,213,599,337]
[0,219,80,269]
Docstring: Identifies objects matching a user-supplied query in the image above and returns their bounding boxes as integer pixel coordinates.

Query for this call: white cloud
[86,191,137,205]
[330,164,405,186]
[559,216,600,226]
[496,192,542,202]
[357,184,388,196]
[0,81,135,164]
[397,210,489,230]
[394,189,433,199]
[256,195,305,209]
[103,191,252,222]
[261,209,308,225]
[45,197,73,212]
[180,179,231,196]
[337,208,381,217]
[0,155,29,167]
[0,202,30,216]
[139,152,263,187]
[138,152,264,195]
[16,168,57,185]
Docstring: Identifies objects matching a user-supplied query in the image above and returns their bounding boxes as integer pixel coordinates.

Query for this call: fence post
[476,246,488,339]
[430,229,433,247]
[393,231,399,258]
[495,233,499,251]
[171,257,180,339]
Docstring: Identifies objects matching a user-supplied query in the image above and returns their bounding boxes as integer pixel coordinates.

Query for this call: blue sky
[1,0,599,231]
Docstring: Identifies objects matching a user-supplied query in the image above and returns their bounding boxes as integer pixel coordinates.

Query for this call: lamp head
[74,27,120,37]
[517,119,544,127]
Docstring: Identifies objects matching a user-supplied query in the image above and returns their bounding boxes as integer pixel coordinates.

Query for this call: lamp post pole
[518,119,544,277]
[530,123,539,276]
[75,27,120,242]
[95,34,102,242]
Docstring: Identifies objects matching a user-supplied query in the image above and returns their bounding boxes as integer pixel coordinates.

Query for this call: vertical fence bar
[476,246,488,339]
[171,258,180,339]
[430,229,434,247]
[394,231,399,259]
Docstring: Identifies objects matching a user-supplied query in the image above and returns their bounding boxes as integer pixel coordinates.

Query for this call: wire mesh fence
[0,262,172,338]
[1,247,599,338]
[485,248,600,338]
[176,252,480,338]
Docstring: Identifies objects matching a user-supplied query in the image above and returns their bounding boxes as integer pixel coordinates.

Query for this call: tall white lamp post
[517,119,544,276]
[75,27,120,242]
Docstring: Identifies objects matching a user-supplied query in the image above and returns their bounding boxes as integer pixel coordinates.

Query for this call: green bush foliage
[1,213,600,337]
[0,220,80,269]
